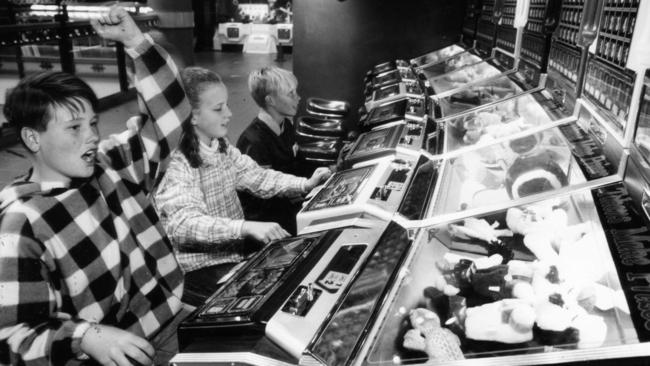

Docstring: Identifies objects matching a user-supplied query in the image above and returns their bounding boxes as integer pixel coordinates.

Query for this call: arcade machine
[430,0,565,100]
[581,0,648,145]
[408,0,484,69]
[354,0,563,170]
[432,0,650,180]
[364,0,483,87]
[348,2,650,365]
[360,0,493,118]
[423,0,650,218]
[431,0,603,143]
[426,0,533,97]
[171,220,416,366]
[360,62,432,140]
[353,67,650,366]
[412,0,502,82]
[429,0,596,120]
[362,0,485,112]
[295,146,436,232]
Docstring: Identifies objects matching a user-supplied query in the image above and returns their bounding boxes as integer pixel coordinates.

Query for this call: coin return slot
[282,284,322,317]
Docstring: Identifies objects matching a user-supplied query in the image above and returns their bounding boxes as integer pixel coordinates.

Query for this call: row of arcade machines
[171,0,650,365]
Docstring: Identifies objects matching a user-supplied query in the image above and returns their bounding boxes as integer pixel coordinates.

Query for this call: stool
[296,116,344,138]
[306,97,350,119]
[297,140,340,165]
[295,129,340,143]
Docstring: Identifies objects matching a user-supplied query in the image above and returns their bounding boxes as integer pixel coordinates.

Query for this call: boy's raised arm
[92,6,191,191]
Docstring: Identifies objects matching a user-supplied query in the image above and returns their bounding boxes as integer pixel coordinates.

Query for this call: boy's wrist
[302,178,312,193]
[123,33,147,50]
[125,33,154,59]
[72,321,95,360]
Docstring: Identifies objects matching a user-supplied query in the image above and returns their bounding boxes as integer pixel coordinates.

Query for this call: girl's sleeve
[155,156,245,248]
[230,145,307,199]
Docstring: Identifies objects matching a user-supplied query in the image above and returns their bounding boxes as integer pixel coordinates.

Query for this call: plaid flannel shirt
[0,35,191,366]
[155,139,307,272]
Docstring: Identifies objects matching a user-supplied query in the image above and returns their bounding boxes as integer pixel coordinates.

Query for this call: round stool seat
[296,129,340,143]
[297,116,344,137]
[306,97,350,118]
[297,140,340,162]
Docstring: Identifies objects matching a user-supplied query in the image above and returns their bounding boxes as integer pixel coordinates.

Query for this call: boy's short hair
[248,66,297,109]
[180,66,224,110]
[3,71,98,135]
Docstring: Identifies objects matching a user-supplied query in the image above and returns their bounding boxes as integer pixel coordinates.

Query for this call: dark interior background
[293,0,466,132]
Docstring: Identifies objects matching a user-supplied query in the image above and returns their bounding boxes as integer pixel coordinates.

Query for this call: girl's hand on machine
[242,221,289,244]
[305,167,333,191]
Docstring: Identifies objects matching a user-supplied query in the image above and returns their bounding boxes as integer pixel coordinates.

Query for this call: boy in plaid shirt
[0,6,191,366]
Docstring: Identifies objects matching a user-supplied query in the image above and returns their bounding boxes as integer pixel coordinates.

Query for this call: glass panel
[431,61,502,94]
[411,44,466,68]
[364,191,638,364]
[419,51,484,81]
[437,74,523,118]
[434,127,581,215]
[633,71,650,164]
[444,91,561,153]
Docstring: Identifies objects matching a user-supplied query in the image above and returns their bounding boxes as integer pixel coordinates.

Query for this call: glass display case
[433,127,579,215]
[410,44,468,68]
[434,74,525,119]
[418,51,485,83]
[430,101,625,218]
[442,90,571,155]
[360,188,641,365]
[429,59,502,95]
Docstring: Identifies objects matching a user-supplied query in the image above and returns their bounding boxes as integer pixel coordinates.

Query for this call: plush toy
[464,298,536,343]
[505,151,569,199]
[402,308,465,361]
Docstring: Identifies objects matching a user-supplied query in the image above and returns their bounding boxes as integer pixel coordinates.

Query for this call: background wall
[293,0,466,131]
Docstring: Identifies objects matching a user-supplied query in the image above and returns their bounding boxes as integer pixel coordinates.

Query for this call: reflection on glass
[365,193,637,365]
[438,75,523,117]
[445,92,555,152]
[419,52,484,81]
[411,44,466,67]
[431,61,502,94]
[633,73,650,163]
[436,128,578,214]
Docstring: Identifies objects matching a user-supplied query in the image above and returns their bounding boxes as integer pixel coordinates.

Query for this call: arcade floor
[0,50,292,188]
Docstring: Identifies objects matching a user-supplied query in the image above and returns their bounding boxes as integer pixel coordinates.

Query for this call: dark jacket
[236,117,305,234]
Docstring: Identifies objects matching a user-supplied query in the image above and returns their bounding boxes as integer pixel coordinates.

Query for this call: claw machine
[414,0,502,84]
[427,0,540,97]
[283,66,634,365]
[434,0,649,153]
[171,219,417,366]
[581,0,649,146]
[408,0,484,69]
[430,0,599,120]
[363,0,485,111]
[352,64,650,366]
